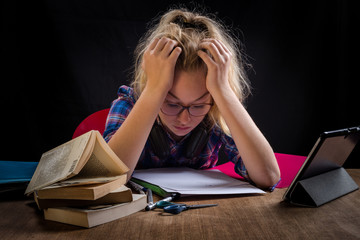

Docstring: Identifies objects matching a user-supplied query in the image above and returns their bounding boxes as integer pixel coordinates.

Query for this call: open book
[25,130,129,195]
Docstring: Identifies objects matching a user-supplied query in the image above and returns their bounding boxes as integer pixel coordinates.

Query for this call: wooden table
[1,170,359,240]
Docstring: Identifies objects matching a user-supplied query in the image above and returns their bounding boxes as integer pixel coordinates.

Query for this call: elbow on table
[254,169,281,191]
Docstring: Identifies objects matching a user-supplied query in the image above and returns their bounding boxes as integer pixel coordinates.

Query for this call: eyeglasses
[161,101,213,117]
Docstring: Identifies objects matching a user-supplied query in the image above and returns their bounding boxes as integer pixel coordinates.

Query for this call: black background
[2,0,359,167]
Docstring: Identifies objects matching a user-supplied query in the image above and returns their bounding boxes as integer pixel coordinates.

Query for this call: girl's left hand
[197,39,232,95]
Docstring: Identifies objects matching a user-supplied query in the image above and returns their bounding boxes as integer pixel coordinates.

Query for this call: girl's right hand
[142,37,182,93]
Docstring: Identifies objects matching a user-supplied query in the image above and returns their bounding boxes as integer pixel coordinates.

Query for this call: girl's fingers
[161,39,179,58]
[169,47,182,64]
[199,39,231,63]
[205,39,227,55]
[150,37,178,58]
[148,38,160,52]
[214,39,231,55]
[153,37,169,53]
[197,49,215,67]
[199,41,219,62]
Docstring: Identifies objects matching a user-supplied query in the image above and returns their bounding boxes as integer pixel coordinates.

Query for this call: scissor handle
[163,204,188,214]
[156,200,182,208]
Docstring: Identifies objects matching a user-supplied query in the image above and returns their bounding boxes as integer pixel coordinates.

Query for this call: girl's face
[159,69,212,141]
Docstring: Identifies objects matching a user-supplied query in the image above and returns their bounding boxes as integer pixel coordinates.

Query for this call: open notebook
[132,167,265,197]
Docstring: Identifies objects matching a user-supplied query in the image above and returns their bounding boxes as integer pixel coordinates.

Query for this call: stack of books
[25,131,147,228]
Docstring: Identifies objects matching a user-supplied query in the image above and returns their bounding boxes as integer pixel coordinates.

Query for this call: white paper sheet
[132,168,265,196]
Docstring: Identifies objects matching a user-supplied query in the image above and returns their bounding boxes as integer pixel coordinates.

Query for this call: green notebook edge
[131,178,172,198]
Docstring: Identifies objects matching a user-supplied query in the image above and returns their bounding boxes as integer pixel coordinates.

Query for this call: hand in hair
[142,37,182,93]
[197,38,232,95]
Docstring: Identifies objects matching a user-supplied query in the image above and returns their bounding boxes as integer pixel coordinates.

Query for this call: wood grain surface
[1,170,359,240]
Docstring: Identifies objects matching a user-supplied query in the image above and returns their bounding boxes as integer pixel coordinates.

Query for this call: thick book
[36,175,127,200]
[25,130,129,195]
[35,185,133,209]
[43,193,147,228]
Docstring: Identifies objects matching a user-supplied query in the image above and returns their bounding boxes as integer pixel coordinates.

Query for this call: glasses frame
[160,101,214,117]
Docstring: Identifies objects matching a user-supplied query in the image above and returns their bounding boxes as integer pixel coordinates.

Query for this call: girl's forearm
[211,88,280,189]
[108,87,167,181]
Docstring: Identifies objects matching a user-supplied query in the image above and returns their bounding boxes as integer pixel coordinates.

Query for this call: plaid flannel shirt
[103,85,250,181]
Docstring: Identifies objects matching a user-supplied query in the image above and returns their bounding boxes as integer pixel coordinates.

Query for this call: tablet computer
[283,126,360,202]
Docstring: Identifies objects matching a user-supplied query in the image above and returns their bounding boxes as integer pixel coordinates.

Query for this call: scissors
[161,202,218,214]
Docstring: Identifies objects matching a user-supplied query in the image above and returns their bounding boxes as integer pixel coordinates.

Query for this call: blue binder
[0,161,38,193]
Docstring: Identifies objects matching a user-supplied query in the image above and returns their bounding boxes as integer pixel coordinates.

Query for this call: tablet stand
[289,167,359,207]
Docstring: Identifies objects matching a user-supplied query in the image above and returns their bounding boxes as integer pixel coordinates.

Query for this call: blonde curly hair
[131,8,251,135]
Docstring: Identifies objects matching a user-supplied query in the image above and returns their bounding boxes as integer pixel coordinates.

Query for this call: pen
[145,193,179,211]
[128,180,145,195]
[145,189,153,211]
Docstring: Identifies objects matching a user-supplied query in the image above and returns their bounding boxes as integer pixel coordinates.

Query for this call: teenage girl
[103,8,280,190]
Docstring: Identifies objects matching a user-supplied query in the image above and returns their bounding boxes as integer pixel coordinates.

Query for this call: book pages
[25,131,92,194]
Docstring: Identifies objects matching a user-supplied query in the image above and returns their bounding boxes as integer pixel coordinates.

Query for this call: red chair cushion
[72,108,110,139]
